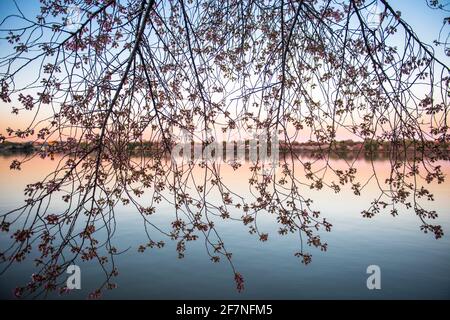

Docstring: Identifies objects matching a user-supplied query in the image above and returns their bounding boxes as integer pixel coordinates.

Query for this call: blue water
[0,155,449,299]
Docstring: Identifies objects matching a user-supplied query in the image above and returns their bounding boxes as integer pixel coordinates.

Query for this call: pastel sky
[0,0,448,141]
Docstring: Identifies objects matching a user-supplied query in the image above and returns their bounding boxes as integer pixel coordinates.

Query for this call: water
[0,154,449,299]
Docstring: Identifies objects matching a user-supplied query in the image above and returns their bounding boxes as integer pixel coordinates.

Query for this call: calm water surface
[0,155,449,299]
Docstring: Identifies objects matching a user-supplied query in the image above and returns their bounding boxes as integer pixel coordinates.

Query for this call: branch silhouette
[0,0,448,298]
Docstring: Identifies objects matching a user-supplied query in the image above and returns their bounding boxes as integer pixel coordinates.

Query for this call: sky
[0,0,448,141]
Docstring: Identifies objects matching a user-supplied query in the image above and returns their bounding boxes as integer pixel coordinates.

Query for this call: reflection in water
[0,154,449,299]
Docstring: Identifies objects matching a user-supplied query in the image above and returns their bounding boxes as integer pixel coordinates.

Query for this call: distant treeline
[284,139,450,151]
[1,139,449,160]
[0,141,35,153]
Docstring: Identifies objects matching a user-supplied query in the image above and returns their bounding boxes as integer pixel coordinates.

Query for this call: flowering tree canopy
[0,0,448,298]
